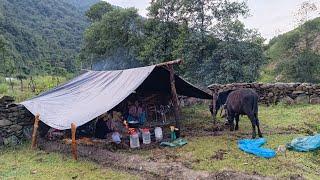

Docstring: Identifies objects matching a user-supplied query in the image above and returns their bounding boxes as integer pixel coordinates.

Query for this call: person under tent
[127,100,146,125]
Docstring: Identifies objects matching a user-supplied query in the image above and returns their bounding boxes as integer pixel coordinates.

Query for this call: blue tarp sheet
[238,138,276,159]
[287,134,320,152]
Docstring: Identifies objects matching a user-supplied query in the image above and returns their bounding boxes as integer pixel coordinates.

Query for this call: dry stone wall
[0,96,34,146]
[209,83,320,105]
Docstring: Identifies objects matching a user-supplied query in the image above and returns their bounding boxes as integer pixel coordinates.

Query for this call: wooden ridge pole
[156,59,182,67]
[71,123,78,160]
[31,114,40,149]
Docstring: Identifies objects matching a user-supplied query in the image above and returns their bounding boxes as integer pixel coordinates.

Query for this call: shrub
[0,83,8,94]
[277,50,320,83]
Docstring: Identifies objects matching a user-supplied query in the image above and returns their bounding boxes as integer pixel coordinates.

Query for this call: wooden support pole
[168,64,181,129]
[212,92,218,124]
[31,114,40,149]
[71,123,78,160]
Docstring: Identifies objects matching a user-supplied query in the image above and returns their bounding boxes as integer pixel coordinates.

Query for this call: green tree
[83,6,144,69]
[278,50,320,83]
[85,1,114,22]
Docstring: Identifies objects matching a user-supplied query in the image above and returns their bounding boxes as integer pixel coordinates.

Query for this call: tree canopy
[82,0,266,85]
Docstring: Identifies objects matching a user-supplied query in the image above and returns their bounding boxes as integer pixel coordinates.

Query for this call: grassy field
[0,75,69,102]
[1,103,320,179]
[0,144,138,180]
[173,104,320,179]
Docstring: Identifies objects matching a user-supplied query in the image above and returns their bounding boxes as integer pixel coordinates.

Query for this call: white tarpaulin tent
[21,65,211,130]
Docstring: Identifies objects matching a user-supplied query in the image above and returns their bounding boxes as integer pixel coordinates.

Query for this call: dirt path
[38,139,273,180]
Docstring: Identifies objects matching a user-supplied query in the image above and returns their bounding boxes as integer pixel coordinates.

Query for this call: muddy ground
[38,139,273,180]
[36,119,312,180]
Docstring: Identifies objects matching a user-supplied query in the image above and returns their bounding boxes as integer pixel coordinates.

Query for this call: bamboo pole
[31,114,40,149]
[71,123,78,160]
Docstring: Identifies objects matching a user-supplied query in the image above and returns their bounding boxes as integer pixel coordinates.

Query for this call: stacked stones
[208,83,320,105]
[0,96,34,146]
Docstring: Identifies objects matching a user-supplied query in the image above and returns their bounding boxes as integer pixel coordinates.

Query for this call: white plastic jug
[154,127,163,141]
[142,129,151,144]
[112,132,121,144]
[130,132,140,148]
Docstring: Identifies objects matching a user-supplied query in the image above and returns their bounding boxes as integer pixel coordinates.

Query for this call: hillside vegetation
[0,0,98,76]
[261,17,320,83]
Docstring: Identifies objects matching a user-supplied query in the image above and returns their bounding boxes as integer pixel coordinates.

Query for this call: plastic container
[112,132,121,144]
[141,128,151,144]
[154,127,163,141]
[130,132,140,148]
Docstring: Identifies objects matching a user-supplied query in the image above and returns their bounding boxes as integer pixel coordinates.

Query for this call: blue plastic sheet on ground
[287,134,320,152]
[238,138,276,159]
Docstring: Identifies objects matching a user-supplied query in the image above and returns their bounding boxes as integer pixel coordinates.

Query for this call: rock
[0,134,3,146]
[310,97,320,104]
[268,92,274,97]
[0,96,14,104]
[10,124,22,132]
[295,95,309,104]
[23,126,33,140]
[4,135,19,146]
[292,91,305,95]
[0,119,13,127]
[280,96,294,105]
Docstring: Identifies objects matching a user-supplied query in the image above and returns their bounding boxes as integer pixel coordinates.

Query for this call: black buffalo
[225,88,262,138]
[209,90,233,117]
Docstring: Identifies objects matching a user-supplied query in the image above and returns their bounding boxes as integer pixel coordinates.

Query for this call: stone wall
[0,96,34,146]
[208,83,320,105]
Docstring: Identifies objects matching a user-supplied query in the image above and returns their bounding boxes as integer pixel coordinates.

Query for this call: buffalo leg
[235,114,240,131]
[248,114,257,139]
[228,112,235,131]
[255,113,263,137]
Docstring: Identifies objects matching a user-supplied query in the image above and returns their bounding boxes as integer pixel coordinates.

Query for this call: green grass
[170,104,320,179]
[1,103,320,179]
[0,144,137,180]
[178,134,320,179]
[0,75,69,102]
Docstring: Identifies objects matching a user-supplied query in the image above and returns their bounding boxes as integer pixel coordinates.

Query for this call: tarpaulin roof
[21,65,211,130]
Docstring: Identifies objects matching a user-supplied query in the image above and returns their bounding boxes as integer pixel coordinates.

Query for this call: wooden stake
[71,123,78,160]
[168,64,181,129]
[31,114,40,149]
[212,92,218,124]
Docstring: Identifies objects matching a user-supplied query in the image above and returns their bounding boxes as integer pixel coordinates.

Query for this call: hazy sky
[104,0,320,40]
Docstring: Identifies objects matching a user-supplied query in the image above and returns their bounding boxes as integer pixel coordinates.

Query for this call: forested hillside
[0,0,98,76]
[262,17,320,83]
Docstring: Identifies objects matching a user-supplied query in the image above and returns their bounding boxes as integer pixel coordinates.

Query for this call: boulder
[310,97,320,104]
[10,124,23,132]
[22,125,33,140]
[280,96,294,105]
[0,96,14,104]
[0,134,3,146]
[295,95,309,104]
[0,119,13,127]
[292,91,305,95]
[3,135,19,146]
